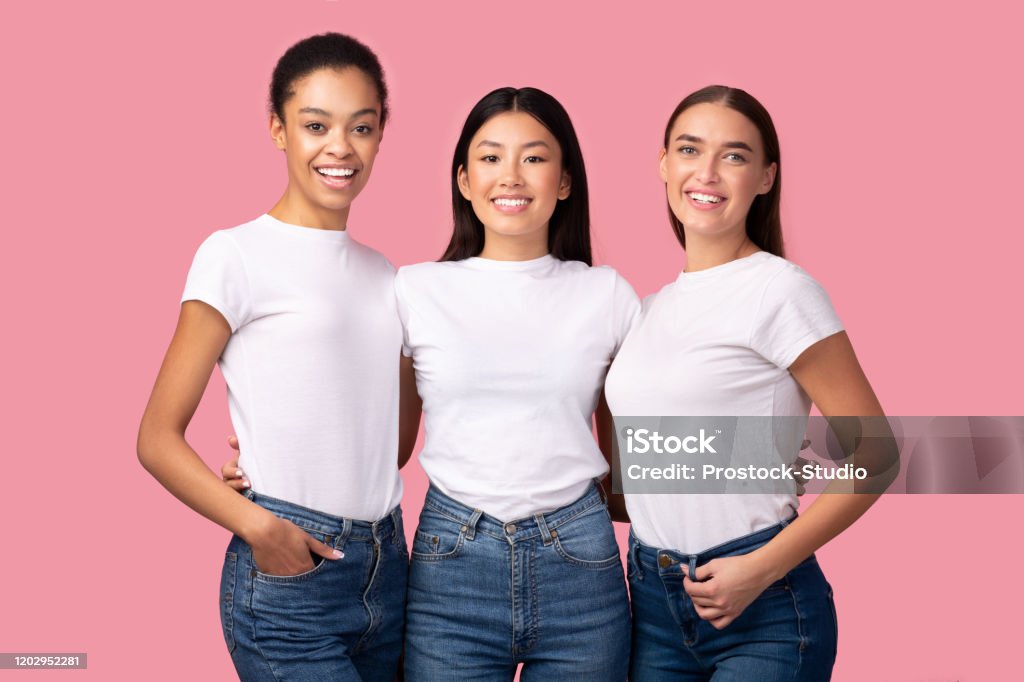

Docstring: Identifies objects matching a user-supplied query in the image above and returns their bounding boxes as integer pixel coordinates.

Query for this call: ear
[457,164,471,201]
[759,161,777,195]
[270,114,286,151]
[658,148,669,182]
[558,169,572,200]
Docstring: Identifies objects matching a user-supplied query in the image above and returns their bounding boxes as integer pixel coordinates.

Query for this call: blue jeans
[627,519,838,681]
[404,483,630,681]
[220,491,408,681]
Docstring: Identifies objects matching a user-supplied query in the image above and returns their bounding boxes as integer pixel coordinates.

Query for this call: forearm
[748,490,880,583]
[137,425,274,543]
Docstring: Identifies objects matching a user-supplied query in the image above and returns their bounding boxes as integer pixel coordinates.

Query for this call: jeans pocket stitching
[252,530,333,583]
[551,520,620,568]
[220,552,237,653]
[411,527,466,561]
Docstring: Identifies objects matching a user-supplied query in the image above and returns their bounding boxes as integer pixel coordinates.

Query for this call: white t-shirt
[395,255,639,522]
[181,214,404,521]
[605,251,843,553]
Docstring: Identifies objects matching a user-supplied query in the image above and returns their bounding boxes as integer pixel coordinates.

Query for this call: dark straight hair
[663,85,784,257]
[441,87,592,265]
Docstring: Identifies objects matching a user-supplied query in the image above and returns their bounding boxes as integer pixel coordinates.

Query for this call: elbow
[136,417,176,474]
[136,421,157,472]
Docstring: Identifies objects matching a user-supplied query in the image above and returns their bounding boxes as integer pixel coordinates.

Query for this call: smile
[315,166,357,189]
[492,197,532,214]
[686,191,724,205]
[317,168,356,177]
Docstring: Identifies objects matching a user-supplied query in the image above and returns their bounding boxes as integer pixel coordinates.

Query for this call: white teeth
[317,168,355,177]
[493,198,530,207]
[688,192,722,204]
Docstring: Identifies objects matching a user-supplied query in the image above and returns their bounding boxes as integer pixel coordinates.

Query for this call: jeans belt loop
[688,556,699,582]
[465,509,483,541]
[630,536,644,581]
[535,513,554,546]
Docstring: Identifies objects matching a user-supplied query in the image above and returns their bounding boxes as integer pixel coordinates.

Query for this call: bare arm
[744,331,897,577]
[685,332,898,628]
[398,354,422,469]
[595,390,630,523]
[137,301,339,575]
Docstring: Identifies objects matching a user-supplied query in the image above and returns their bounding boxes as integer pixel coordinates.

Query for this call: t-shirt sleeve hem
[779,324,845,369]
[181,292,241,333]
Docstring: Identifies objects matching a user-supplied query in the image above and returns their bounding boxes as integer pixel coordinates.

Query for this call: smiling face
[660,102,776,243]
[457,111,571,254]
[270,67,382,229]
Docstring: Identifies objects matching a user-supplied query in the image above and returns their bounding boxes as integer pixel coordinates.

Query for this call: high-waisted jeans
[404,483,631,681]
[219,490,407,681]
[627,518,838,681]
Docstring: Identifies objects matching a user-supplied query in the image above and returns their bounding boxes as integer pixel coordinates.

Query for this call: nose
[696,155,719,184]
[325,129,353,158]
[499,159,523,187]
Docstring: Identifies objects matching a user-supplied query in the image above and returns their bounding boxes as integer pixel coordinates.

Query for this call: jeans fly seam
[355,539,383,654]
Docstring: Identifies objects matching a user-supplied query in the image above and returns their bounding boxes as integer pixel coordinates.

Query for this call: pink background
[3,0,1022,679]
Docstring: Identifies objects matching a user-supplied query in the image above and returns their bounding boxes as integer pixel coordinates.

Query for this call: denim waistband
[422,482,607,543]
[245,490,402,543]
[631,515,797,581]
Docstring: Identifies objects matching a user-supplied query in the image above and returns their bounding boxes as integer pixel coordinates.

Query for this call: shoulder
[346,236,397,275]
[396,260,454,283]
[758,255,831,302]
[560,261,633,289]
[193,215,274,255]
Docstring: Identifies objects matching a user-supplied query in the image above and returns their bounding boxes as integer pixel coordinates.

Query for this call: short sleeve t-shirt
[181,214,404,521]
[395,255,639,521]
[605,251,843,553]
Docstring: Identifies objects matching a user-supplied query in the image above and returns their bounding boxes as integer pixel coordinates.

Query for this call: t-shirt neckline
[259,214,351,242]
[462,253,556,271]
[677,251,772,283]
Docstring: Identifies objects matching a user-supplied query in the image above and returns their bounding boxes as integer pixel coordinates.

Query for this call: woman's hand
[247,515,343,577]
[683,553,777,630]
[221,435,249,492]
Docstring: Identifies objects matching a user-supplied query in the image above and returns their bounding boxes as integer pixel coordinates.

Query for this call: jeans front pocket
[551,506,621,569]
[251,528,335,583]
[411,510,466,561]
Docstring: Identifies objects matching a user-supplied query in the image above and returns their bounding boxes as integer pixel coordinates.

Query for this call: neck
[478,227,549,261]
[683,229,759,273]
[269,190,349,231]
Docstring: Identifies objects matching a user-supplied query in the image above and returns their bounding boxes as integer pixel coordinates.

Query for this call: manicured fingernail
[333,550,344,559]
[236,469,245,477]
[242,481,250,488]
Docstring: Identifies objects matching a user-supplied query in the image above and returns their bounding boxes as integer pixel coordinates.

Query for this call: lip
[314,165,358,190]
[490,195,533,214]
[684,188,727,211]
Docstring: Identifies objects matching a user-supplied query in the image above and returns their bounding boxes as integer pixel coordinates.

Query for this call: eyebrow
[476,140,552,150]
[674,134,754,152]
[297,106,380,120]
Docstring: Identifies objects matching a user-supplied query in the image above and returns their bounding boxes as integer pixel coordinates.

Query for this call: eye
[481,155,499,163]
[524,155,545,163]
[305,122,326,133]
[725,152,747,162]
[353,124,374,135]
[678,145,698,155]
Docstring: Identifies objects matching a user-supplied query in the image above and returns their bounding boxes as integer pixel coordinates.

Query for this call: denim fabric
[404,483,630,681]
[220,491,407,681]
[627,519,838,681]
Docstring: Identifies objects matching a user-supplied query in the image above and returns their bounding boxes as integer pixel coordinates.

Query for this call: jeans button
[505,523,517,534]
[658,555,672,569]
